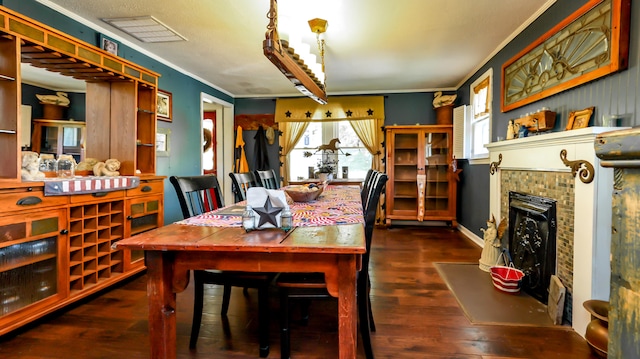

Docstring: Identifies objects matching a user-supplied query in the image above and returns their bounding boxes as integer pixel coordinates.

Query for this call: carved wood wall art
[501,0,631,112]
[234,114,278,131]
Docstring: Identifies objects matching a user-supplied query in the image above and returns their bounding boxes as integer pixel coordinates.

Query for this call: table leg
[146,251,177,359]
[337,256,358,359]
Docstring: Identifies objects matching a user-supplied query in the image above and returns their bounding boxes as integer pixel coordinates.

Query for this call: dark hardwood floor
[0,226,597,358]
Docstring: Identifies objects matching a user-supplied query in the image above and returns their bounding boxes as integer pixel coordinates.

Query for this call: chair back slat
[170,175,225,219]
[360,169,375,205]
[255,169,280,189]
[229,172,261,203]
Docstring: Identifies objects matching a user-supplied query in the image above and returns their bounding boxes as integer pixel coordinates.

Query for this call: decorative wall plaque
[501,0,631,112]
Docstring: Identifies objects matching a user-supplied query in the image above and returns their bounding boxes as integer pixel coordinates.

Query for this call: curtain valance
[275,96,385,122]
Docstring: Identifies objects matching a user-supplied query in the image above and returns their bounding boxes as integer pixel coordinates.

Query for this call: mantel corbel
[560,149,594,184]
[489,154,502,175]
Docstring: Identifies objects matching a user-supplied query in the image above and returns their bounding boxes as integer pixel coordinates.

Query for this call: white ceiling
[28,0,554,97]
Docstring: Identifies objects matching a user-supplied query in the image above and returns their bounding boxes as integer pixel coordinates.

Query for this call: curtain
[349,117,386,224]
[278,121,309,186]
[276,95,387,223]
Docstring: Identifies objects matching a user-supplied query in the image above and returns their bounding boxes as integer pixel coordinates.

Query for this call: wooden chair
[277,173,388,359]
[229,171,261,203]
[169,174,273,357]
[255,169,280,189]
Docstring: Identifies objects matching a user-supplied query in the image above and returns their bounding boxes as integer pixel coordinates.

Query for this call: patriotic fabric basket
[490,252,524,294]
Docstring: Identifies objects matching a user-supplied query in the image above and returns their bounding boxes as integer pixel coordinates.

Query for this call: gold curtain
[278,121,309,186]
[276,96,387,223]
[349,118,385,223]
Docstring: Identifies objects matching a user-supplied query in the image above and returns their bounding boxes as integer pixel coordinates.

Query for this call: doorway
[201,93,234,203]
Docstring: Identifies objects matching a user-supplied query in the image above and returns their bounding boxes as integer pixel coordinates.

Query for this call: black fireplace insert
[508,192,557,304]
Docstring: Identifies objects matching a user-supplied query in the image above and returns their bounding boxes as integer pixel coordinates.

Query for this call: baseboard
[458,224,483,248]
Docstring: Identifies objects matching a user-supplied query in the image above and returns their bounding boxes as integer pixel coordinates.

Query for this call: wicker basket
[284,185,323,202]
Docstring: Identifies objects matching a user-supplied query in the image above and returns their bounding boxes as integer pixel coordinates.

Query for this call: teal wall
[458,0,640,237]
[6,0,234,224]
[9,0,638,234]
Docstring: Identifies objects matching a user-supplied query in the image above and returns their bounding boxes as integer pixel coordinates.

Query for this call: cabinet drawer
[70,190,125,204]
[126,181,163,197]
[0,191,68,213]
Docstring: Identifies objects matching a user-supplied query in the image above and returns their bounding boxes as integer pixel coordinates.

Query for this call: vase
[317,173,331,181]
[583,299,609,358]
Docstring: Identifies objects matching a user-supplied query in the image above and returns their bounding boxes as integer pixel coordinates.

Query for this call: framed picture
[156,127,171,157]
[501,0,631,112]
[566,107,594,130]
[157,90,172,122]
[100,35,119,56]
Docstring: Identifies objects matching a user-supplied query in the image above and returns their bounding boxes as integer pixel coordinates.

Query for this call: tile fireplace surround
[485,127,620,338]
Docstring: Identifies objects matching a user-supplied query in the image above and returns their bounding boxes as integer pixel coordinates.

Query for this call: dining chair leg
[189,274,205,349]
[221,284,232,315]
[258,285,270,358]
[358,277,374,359]
[280,289,291,359]
[367,276,376,332]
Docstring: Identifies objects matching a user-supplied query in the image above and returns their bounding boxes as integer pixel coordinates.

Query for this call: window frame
[288,120,371,181]
[467,68,493,163]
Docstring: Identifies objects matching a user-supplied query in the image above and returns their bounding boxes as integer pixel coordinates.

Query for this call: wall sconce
[263,0,328,104]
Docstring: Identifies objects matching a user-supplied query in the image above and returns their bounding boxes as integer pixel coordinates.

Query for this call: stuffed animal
[93,158,121,177]
[76,158,99,172]
[21,151,45,181]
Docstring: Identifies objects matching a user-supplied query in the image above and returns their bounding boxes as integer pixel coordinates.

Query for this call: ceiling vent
[101,16,187,43]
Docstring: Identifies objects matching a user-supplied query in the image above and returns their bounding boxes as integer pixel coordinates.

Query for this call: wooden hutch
[385,125,461,227]
[0,7,164,335]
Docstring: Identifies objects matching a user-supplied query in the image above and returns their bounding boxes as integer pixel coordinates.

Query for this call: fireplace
[508,192,557,304]
[485,127,616,338]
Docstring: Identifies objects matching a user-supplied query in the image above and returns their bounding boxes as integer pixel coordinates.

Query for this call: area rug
[434,262,555,327]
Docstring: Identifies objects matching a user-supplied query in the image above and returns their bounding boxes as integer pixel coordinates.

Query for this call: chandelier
[263,0,328,104]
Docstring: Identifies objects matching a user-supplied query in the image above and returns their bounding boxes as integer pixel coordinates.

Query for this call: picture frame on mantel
[157,90,172,122]
[566,107,594,130]
[501,0,631,112]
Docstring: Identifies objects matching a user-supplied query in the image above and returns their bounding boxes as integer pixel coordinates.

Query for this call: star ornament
[253,197,283,228]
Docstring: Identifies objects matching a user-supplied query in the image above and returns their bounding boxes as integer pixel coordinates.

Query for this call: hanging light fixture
[263,0,328,104]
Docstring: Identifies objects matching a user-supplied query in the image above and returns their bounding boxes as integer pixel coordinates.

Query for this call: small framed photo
[156,127,171,157]
[566,106,594,130]
[157,90,172,122]
[100,36,119,56]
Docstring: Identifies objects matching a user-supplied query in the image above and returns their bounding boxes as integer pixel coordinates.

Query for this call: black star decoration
[305,111,312,118]
[253,197,283,228]
[285,111,292,118]
[367,109,374,116]
[325,111,332,118]
[346,110,353,117]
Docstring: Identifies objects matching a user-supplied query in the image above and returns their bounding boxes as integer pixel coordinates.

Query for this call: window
[467,68,492,160]
[288,121,372,181]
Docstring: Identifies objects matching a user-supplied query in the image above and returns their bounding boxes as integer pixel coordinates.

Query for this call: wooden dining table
[115,185,365,359]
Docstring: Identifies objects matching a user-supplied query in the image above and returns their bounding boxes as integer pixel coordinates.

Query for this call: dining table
[115,185,365,359]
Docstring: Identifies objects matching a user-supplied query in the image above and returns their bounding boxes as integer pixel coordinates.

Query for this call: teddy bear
[21,151,45,181]
[93,158,121,177]
[76,157,99,172]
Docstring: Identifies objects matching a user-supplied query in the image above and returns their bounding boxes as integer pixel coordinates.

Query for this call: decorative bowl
[284,185,323,202]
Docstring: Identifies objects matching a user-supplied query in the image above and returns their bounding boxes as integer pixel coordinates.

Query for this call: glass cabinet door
[423,131,450,213]
[391,131,419,213]
[0,210,65,316]
[39,125,59,156]
[62,126,83,162]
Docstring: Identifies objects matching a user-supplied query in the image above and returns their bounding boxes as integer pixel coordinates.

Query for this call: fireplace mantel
[486,127,623,337]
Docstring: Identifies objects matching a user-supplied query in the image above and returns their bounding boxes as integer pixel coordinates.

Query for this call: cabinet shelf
[0,73,15,81]
[137,108,155,114]
[0,129,17,134]
[0,253,56,273]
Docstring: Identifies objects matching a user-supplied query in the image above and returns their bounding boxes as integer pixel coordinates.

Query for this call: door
[203,111,216,175]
